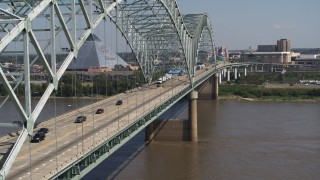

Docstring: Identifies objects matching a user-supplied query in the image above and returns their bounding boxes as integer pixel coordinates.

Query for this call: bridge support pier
[227,69,230,81]
[189,91,198,142]
[145,122,156,142]
[219,72,222,84]
[244,67,247,76]
[213,73,219,100]
[234,67,238,79]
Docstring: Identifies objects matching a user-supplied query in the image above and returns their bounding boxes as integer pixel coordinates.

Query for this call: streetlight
[117,104,120,129]
[136,83,138,118]
[68,104,84,155]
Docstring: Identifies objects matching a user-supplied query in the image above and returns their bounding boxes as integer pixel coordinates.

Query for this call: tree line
[0,71,165,97]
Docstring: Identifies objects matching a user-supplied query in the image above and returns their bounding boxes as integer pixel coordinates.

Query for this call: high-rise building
[277,39,291,52]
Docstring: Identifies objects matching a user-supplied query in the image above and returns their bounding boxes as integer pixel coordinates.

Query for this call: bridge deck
[0,65,217,179]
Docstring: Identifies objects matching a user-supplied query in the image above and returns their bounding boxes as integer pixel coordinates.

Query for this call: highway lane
[2,67,211,179]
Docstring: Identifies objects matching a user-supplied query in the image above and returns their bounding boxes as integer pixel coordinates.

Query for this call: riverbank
[219,84,320,102]
[219,95,320,102]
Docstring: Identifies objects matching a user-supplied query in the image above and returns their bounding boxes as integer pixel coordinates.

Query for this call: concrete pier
[189,91,198,142]
[145,122,155,142]
[213,73,219,100]
[234,67,238,79]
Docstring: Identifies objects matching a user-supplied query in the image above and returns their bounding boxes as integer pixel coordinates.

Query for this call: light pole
[136,83,138,118]
[68,104,84,155]
[117,105,120,129]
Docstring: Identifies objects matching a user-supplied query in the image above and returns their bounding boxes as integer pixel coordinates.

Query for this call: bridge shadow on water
[83,99,189,180]
[83,131,146,180]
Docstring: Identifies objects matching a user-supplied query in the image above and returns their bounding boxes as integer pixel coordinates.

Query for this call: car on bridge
[37,128,49,134]
[116,100,123,105]
[30,132,46,143]
[95,108,104,114]
[74,115,87,123]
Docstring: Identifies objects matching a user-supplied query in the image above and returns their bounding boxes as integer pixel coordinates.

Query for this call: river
[84,100,320,180]
[1,98,320,179]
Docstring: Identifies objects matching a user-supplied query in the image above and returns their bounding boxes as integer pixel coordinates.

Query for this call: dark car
[74,115,87,123]
[116,100,123,105]
[95,108,104,114]
[37,128,49,134]
[30,132,46,143]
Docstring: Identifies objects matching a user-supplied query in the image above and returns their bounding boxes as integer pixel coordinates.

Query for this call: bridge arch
[0,0,215,178]
[106,1,215,83]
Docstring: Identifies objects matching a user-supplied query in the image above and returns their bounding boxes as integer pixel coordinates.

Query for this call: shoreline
[219,95,320,102]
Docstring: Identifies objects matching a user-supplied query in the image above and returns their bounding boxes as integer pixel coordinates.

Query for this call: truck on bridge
[157,76,166,84]
[167,68,185,76]
[157,73,172,84]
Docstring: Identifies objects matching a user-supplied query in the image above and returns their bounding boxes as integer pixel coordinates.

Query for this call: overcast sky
[177,0,320,50]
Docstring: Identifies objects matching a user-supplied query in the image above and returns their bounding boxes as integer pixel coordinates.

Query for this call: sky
[176,0,320,50]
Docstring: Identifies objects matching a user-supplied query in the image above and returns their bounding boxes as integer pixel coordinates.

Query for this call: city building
[215,46,228,61]
[257,45,277,52]
[242,38,293,64]
[67,34,128,71]
[293,58,320,66]
[228,51,241,60]
[292,54,320,67]
[277,39,291,52]
[241,52,291,63]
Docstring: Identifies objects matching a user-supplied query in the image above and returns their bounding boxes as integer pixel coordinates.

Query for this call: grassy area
[235,71,320,85]
[220,84,320,101]
[219,72,320,101]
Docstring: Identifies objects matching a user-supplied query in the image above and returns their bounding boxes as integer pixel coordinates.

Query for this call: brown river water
[1,98,319,179]
[84,99,320,180]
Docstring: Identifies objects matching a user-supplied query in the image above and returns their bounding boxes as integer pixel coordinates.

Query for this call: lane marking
[20,163,28,168]
[45,150,52,155]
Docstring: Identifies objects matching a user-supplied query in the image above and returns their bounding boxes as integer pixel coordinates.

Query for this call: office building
[242,52,291,64]
[277,39,291,52]
[257,45,277,52]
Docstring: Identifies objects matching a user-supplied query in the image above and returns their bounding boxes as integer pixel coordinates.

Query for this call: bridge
[0,61,250,179]
[0,0,303,179]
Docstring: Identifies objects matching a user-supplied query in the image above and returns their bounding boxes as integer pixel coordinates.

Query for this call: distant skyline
[177,0,320,50]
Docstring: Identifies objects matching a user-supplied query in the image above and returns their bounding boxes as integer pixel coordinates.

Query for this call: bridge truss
[0,0,215,179]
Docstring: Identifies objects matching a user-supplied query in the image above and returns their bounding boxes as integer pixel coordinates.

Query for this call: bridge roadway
[0,65,217,180]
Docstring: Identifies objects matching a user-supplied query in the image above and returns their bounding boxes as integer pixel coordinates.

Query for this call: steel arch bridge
[0,0,215,179]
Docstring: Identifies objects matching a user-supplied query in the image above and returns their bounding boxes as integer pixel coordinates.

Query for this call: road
[0,66,213,180]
